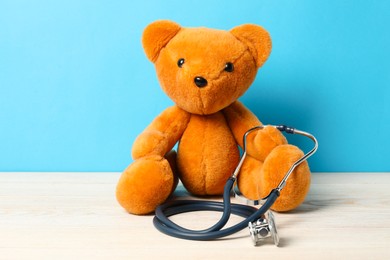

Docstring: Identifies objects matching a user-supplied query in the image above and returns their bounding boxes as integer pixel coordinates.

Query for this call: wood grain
[1,172,389,259]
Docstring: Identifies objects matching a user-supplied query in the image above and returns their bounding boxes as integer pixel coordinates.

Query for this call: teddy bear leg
[260,144,311,212]
[116,152,178,215]
[237,155,264,200]
[164,150,179,195]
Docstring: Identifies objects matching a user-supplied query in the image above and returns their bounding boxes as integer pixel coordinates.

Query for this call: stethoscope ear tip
[248,211,279,247]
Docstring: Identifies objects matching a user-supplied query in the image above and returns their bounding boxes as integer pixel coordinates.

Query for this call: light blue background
[1,0,389,172]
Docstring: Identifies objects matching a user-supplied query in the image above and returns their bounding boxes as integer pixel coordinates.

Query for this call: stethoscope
[153,125,318,246]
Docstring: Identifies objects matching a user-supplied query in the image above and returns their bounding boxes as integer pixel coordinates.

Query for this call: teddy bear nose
[194,76,208,88]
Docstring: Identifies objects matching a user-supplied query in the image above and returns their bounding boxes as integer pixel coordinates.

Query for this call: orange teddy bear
[116,20,311,215]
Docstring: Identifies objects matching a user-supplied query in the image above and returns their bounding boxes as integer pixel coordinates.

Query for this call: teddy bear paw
[246,126,287,161]
[260,144,311,212]
[116,155,176,215]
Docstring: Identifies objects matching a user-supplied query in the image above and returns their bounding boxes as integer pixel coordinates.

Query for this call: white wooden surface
[1,172,389,259]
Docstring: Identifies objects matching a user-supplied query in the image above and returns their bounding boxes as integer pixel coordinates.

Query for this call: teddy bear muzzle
[194,76,208,88]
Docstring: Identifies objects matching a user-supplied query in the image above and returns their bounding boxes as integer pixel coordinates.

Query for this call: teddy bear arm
[223,101,261,148]
[132,106,190,159]
[223,101,287,161]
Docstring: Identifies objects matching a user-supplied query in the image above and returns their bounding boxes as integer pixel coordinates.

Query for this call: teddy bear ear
[230,24,272,68]
[142,20,181,63]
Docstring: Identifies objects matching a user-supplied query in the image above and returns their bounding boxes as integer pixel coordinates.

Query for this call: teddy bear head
[142,20,272,115]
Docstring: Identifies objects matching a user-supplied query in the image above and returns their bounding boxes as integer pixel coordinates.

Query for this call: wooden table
[1,172,389,259]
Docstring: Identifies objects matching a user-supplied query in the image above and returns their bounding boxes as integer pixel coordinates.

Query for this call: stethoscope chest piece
[248,211,279,246]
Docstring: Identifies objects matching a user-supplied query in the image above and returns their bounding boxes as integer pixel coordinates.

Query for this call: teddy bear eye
[177,58,185,68]
[224,62,234,72]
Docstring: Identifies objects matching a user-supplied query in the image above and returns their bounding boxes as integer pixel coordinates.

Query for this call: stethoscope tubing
[153,125,318,241]
[153,177,280,240]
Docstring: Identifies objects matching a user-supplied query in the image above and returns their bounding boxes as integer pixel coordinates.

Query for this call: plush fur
[116,20,311,215]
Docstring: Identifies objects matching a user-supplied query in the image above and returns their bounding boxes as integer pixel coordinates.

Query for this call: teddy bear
[116,20,311,215]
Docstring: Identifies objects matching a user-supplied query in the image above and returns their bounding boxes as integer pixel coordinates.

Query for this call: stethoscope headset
[153,125,318,246]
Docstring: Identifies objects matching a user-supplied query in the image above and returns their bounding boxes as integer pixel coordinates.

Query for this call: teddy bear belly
[176,112,240,195]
